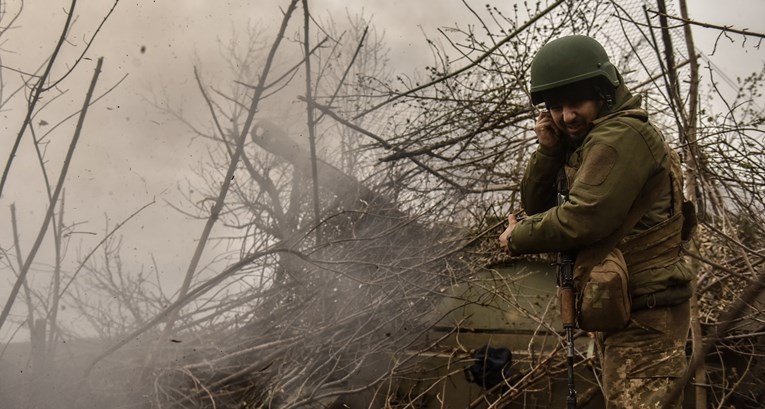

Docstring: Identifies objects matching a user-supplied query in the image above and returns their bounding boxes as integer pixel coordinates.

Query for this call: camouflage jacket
[509,83,693,300]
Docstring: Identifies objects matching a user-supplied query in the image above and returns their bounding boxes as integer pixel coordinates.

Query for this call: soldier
[499,35,694,408]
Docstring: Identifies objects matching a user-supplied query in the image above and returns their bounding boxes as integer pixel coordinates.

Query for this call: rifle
[556,169,578,409]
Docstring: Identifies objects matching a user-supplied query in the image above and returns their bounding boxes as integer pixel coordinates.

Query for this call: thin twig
[10,204,36,332]
[43,0,120,91]
[314,26,368,124]
[57,199,155,300]
[647,9,765,40]
[0,0,78,197]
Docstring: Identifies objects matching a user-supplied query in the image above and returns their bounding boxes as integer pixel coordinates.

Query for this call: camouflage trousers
[596,300,690,409]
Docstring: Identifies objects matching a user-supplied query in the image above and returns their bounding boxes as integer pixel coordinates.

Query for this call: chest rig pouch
[575,248,631,332]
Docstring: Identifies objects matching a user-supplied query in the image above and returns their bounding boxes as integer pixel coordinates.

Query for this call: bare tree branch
[0,56,103,332]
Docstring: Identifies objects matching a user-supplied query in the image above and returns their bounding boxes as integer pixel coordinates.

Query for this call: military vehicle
[388,259,604,408]
[325,258,605,408]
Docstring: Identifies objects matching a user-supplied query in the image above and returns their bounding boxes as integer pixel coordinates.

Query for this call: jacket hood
[604,71,642,115]
[590,71,650,129]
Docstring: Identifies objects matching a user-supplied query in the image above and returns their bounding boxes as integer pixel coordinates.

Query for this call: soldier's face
[547,99,603,140]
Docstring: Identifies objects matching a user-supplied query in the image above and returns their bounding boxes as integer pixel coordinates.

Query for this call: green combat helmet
[529,35,620,104]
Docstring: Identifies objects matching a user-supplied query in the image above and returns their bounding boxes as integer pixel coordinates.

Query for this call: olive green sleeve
[510,119,664,254]
[520,143,565,215]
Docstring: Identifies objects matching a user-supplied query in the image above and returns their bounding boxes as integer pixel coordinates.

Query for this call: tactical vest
[563,111,695,308]
[620,146,684,271]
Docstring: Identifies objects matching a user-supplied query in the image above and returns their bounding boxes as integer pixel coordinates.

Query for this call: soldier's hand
[498,213,518,254]
[534,110,561,147]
